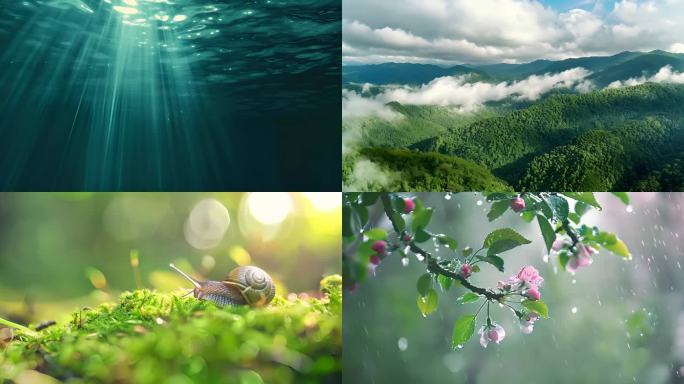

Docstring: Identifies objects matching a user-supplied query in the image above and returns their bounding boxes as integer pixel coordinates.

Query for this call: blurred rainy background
[0,0,340,190]
[0,192,340,324]
[344,192,684,384]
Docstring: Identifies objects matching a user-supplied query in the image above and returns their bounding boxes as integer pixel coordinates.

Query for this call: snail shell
[170,264,275,307]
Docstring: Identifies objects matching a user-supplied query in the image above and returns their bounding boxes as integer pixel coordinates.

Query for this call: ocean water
[0,0,340,190]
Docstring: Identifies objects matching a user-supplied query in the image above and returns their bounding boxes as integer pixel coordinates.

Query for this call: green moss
[0,276,342,384]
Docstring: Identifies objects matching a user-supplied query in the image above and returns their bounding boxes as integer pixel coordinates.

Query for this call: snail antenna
[169,264,201,288]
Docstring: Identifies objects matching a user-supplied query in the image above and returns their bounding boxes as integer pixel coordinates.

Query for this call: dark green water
[0,0,340,190]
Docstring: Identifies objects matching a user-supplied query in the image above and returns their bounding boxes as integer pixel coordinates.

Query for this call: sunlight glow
[122,0,139,5]
[246,193,293,226]
[303,192,341,212]
[173,14,187,22]
[113,6,139,15]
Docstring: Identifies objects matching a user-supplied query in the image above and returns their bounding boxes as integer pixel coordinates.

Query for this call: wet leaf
[487,200,509,222]
[417,289,438,317]
[451,314,476,349]
[564,192,601,209]
[457,292,480,304]
[522,300,549,318]
[537,215,556,254]
[364,228,387,241]
[416,273,432,297]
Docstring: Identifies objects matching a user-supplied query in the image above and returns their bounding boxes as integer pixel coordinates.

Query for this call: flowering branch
[342,192,631,349]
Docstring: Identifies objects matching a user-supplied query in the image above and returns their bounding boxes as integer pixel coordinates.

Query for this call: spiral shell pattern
[225,266,276,307]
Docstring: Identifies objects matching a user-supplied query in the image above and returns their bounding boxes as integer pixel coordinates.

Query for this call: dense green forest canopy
[343,82,684,191]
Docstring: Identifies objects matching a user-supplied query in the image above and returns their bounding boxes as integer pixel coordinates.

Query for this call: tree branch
[410,243,505,301]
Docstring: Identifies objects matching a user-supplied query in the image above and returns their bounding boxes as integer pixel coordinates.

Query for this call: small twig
[0,316,38,337]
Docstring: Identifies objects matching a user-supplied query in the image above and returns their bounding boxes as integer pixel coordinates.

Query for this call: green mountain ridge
[343,51,684,86]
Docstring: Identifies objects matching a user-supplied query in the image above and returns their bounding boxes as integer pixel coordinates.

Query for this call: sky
[343,0,684,65]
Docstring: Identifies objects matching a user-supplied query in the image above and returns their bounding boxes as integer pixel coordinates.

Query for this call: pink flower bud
[525,288,541,301]
[403,234,413,242]
[517,265,544,288]
[370,255,381,266]
[551,238,565,252]
[510,197,525,212]
[403,198,415,213]
[371,240,387,255]
[460,264,472,279]
[479,324,506,348]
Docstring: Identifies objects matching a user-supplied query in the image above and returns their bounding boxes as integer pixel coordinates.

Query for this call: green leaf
[602,238,631,259]
[451,314,477,349]
[364,228,387,241]
[436,235,458,250]
[457,292,480,304]
[416,273,432,297]
[588,231,632,259]
[487,200,509,222]
[537,215,556,254]
[544,195,569,222]
[521,300,549,318]
[476,255,504,272]
[521,210,535,223]
[487,240,522,255]
[483,228,531,248]
[611,192,630,205]
[417,289,438,317]
[414,228,432,243]
[462,247,472,257]
[360,193,380,206]
[437,275,453,291]
[390,212,405,233]
[567,212,581,224]
[564,192,601,209]
[574,201,592,217]
[558,250,569,270]
[412,208,433,232]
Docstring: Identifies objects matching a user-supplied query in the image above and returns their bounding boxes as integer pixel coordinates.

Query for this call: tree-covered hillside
[344,83,684,191]
[342,147,512,192]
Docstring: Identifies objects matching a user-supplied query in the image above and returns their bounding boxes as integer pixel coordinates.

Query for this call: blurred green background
[344,192,684,384]
[0,192,341,323]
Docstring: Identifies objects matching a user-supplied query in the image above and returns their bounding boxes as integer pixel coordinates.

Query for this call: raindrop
[415,253,425,262]
[571,307,578,314]
[444,193,452,200]
[476,200,483,206]
[542,254,549,263]
[401,258,409,267]
[572,279,576,284]
[398,337,408,351]
[626,205,633,213]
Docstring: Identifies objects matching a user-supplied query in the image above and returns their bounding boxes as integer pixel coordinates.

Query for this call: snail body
[169,264,275,307]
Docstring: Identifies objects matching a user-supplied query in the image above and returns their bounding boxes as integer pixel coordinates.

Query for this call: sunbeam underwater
[0,0,341,190]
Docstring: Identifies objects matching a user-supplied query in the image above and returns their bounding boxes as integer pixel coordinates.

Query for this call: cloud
[343,68,592,114]
[343,159,399,191]
[607,65,684,88]
[342,89,401,120]
[343,0,684,64]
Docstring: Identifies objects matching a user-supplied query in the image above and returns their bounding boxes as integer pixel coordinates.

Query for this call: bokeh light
[246,192,294,226]
[184,198,230,250]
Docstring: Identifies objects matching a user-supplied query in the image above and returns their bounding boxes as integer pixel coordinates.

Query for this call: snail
[169,264,275,307]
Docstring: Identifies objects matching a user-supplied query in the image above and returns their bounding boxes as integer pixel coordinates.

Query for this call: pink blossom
[517,265,544,289]
[403,234,413,243]
[403,198,415,213]
[460,264,472,279]
[551,238,566,252]
[510,197,526,212]
[479,324,506,348]
[525,287,541,301]
[520,313,540,334]
[370,255,381,266]
[371,240,387,255]
[566,243,595,273]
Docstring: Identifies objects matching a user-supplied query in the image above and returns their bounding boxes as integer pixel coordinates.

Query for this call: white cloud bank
[343,68,593,117]
[343,0,684,64]
[607,65,684,88]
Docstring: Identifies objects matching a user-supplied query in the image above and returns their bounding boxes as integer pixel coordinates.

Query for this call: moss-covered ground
[0,276,342,384]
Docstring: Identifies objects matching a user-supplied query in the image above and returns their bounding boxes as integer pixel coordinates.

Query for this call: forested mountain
[343,83,684,191]
[341,63,490,85]
[343,51,684,85]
